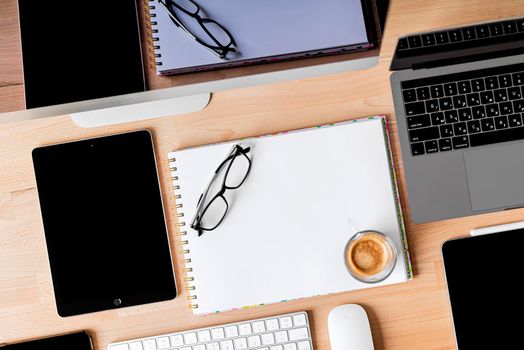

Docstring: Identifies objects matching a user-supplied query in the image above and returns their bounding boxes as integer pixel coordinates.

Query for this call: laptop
[390,17,524,223]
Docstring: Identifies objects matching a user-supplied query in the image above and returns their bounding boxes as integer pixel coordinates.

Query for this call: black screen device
[3,331,92,350]
[18,0,146,109]
[32,130,176,317]
[442,230,524,349]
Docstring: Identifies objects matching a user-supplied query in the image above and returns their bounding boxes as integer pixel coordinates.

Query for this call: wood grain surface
[1,0,524,349]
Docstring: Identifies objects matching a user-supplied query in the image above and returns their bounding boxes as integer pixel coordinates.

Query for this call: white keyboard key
[297,341,311,350]
[110,345,129,350]
[265,319,279,331]
[220,340,234,350]
[180,347,192,350]
[171,334,184,346]
[157,337,170,349]
[212,328,225,340]
[284,343,297,350]
[238,323,252,336]
[130,342,143,350]
[279,317,293,329]
[270,346,283,350]
[225,326,239,338]
[259,348,269,350]
[195,345,206,350]
[198,330,212,342]
[247,335,261,348]
[185,332,198,345]
[261,333,275,345]
[292,314,306,327]
[143,339,157,350]
[288,328,308,342]
[275,331,288,343]
[207,342,220,350]
[252,321,266,333]
[233,337,248,350]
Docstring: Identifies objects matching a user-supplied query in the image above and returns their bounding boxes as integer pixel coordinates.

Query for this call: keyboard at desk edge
[401,62,524,156]
[108,311,313,350]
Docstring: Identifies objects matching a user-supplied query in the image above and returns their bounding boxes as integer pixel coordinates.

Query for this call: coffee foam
[347,233,388,277]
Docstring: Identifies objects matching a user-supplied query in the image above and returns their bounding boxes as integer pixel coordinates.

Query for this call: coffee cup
[344,230,397,283]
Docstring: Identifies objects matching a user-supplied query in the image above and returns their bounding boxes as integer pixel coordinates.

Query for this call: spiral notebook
[168,116,412,314]
[144,0,372,75]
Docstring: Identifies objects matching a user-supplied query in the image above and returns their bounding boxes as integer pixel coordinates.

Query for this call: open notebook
[168,116,412,315]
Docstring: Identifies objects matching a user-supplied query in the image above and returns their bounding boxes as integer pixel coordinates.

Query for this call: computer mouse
[328,304,375,350]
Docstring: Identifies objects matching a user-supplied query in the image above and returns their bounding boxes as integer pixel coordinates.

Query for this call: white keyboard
[108,311,313,350]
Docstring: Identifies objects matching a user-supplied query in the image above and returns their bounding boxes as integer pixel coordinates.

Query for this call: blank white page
[169,117,410,314]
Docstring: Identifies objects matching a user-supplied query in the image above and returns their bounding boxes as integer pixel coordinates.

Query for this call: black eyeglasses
[191,144,252,236]
[158,0,238,59]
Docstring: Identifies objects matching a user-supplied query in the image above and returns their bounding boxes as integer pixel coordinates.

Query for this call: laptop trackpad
[464,142,524,212]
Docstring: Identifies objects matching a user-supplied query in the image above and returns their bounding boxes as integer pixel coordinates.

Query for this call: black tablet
[442,229,524,349]
[32,130,176,317]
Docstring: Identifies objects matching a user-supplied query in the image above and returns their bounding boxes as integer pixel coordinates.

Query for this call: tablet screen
[442,230,524,349]
[32,131,176,316]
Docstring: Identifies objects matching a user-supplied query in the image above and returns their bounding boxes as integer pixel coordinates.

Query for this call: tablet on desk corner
[32,130,177,317]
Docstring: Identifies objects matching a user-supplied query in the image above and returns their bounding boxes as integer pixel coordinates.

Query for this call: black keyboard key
[462,27,477,40]
[517,19,524,32]
[439,97,453,110]
[513,72,524,85]
[405,101,426,115]
[431,112,445,125]
[422,33,436,46]
[435,31,449,44]
[403,89,417,102]
[411,142,425,156]
[453,95,467,108]
[409,126,440,142]
[472,106,486,119]
[476,25,490,38]
[481,118,495,131]
[498,74,512,88]
[458,107,472,121]
[467,93,481,106]
[508,114,523,127]
[425,140,439,153]
[508,87,522,100]
[398,37,409,50]
[494,88,508,102]
[457,81,471,94]
[439,138,452,151]
[495,116,508,129]
[425,99,440,113]
[407,114,431,129]
[470,126,524,147]
[489,22,504,36]
[485,76,499,89]
[444,83,458,96]
[503,21,517,34]
[449,29,463,42]
[513,99,524,112]
[500,101,513,115]
[467,120,481,134]
[452,136,470,149]
[430,85,444,98]
[408,35,422,48]
[472,79,485,92]
[486,103,500,117]
[417,87,431,100]
[453,122,468,135]
[440,124,454,137]
[480,91,495,104]
[444,110,459,123]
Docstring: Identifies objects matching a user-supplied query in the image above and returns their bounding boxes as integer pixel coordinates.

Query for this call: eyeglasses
[158,0,238,59]
[191,144,252,236]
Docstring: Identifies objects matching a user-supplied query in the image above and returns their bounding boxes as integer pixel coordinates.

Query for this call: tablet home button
[114,298,122,306]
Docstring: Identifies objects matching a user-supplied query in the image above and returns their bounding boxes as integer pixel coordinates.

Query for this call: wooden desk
[1,0,524,349]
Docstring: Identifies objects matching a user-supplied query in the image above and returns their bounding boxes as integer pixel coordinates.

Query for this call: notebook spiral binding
[145,0,162,69]
[169,156,198,310]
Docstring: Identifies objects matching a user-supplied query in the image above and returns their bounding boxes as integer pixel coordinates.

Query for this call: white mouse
[328,304,375,350]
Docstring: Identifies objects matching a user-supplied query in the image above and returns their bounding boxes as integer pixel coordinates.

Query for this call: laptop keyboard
[401,63,524,156]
